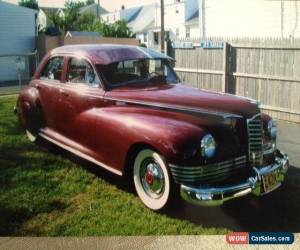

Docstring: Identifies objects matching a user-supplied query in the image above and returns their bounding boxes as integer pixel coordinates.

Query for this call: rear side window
[40,57,64,81]
[67,58,100,87]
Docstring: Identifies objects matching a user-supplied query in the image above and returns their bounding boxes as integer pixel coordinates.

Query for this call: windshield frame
[96,58,180,89]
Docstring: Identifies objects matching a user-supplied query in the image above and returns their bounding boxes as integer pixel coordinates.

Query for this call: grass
[0,95,228,236]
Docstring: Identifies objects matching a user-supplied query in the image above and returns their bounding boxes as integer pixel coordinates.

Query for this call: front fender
[91,106,207,169]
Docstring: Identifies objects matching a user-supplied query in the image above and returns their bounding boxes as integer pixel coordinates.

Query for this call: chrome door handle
[59,89,69,96]
[34,84,41,90]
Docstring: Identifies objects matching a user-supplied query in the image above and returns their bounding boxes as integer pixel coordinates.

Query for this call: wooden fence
[173,38,300,123]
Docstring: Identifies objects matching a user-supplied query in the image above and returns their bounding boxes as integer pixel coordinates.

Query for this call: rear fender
[17,86,44,132]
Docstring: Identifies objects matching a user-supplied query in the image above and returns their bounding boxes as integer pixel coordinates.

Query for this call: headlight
[268,119,277,139]
[201,134,216,158]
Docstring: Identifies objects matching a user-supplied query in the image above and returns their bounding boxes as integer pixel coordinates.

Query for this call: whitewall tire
[26,129,37,143]
[133,149,172,211]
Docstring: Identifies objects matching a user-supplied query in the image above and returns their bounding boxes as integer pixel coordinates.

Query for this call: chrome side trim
[180,150,289,206]
[39,132,122,176]
[103,96,243,120]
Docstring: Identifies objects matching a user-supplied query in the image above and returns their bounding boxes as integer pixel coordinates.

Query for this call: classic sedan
[16,44,289,211]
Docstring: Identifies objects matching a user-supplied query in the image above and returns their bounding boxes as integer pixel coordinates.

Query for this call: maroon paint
[17,45,269,175]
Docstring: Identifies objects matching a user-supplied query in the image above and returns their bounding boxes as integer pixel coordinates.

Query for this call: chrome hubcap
[140,158,165,199]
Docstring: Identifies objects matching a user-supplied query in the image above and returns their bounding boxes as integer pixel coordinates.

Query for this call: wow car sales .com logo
[226,232,294,245]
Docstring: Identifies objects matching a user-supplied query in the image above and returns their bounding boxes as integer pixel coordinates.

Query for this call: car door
[55,56,106,154]
[33,56,65,130]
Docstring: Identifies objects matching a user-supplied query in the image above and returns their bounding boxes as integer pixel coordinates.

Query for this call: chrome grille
[170,155,247,184]
[247,113,263,166]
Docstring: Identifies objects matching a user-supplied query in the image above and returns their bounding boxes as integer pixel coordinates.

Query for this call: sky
[5,0,158,12]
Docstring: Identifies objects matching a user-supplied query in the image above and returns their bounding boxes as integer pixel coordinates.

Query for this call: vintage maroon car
[16,44,289,210]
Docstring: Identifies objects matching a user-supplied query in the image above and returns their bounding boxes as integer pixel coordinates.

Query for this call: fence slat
[173,37,300,123]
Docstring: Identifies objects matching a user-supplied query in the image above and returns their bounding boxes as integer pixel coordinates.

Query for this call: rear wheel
[17,100,43,143]
[133,149,175,211]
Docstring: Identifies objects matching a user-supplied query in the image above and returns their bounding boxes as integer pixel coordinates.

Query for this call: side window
[67,58,100,87]
[40,57,64,81]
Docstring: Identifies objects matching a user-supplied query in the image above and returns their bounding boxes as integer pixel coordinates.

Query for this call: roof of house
[79,3,108,16]
[65,31,101,37]
[121,6,143,22]
[40,7,65,13]
[51,44,174,64]
[185,9,199,25]
[126,4,156,33]
[0,1,38,14]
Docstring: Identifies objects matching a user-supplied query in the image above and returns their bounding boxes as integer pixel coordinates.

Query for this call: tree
[45,0,135,38]
[18,0,39,10]
[75,13,98,31]
[86,0,95,5]
[111,20,134,38]
[64,0,85,10]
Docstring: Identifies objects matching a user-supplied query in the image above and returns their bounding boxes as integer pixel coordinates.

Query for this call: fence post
[222,42,230,93]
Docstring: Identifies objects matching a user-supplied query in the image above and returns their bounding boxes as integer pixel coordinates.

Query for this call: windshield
[97,59,180,87]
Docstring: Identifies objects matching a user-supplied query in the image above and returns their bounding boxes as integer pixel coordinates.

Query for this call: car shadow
[164,165,300,232]
[40,140,300,233]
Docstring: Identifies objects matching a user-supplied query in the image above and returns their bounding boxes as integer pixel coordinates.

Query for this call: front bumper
[180,150,289,206]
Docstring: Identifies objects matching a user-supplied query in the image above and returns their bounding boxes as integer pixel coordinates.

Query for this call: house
[0,1,38,83]
[185,9,199,38]
[150,0,199,47]
[79,3,108,19]
[38,7,65,31]
[126,4,156,47]
[65,31,101,37]
[101,4,156,47]
[199,0,300,38]
[101,5,142,24]
[101,0,200,49]
[38,3,108,31]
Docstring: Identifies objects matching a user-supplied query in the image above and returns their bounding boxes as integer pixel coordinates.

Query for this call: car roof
[50,44,174,65]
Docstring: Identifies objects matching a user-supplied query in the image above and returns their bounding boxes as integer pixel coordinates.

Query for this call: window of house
[106,16,109,22]
[175,6,179,14]
[186,27,190,38]
[176,28,179,37]
[144,33,147,43]
[40,56,64,81]
[154,32,159,44]
[67,58,100,87]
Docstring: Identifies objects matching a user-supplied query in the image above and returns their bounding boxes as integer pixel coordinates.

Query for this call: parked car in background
[15,44,289,211]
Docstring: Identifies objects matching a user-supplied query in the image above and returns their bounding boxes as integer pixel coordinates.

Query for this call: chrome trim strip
[169,155,247,183]
[39,132,122,176]
[180,150,289,206]
[247,113,263,166]
[263,146,276,155]
[103,96,243,119]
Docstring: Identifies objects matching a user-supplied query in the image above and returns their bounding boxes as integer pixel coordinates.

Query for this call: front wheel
[133,149,175,211]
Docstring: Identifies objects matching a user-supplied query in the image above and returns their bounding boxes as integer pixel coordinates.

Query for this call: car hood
[105,83,260,119]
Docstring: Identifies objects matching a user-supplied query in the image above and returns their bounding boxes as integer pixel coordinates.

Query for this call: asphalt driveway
[277,120,300,168]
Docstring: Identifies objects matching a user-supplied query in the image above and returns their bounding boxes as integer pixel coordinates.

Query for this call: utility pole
[97,0,100,20]
[160,0,165,53]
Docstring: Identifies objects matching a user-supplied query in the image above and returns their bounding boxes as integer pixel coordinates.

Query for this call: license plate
[262,171,278,193]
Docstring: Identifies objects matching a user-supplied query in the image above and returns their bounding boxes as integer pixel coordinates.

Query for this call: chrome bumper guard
[180,150,289,206]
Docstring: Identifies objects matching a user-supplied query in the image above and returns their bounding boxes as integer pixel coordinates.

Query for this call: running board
[39,129,122,176]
